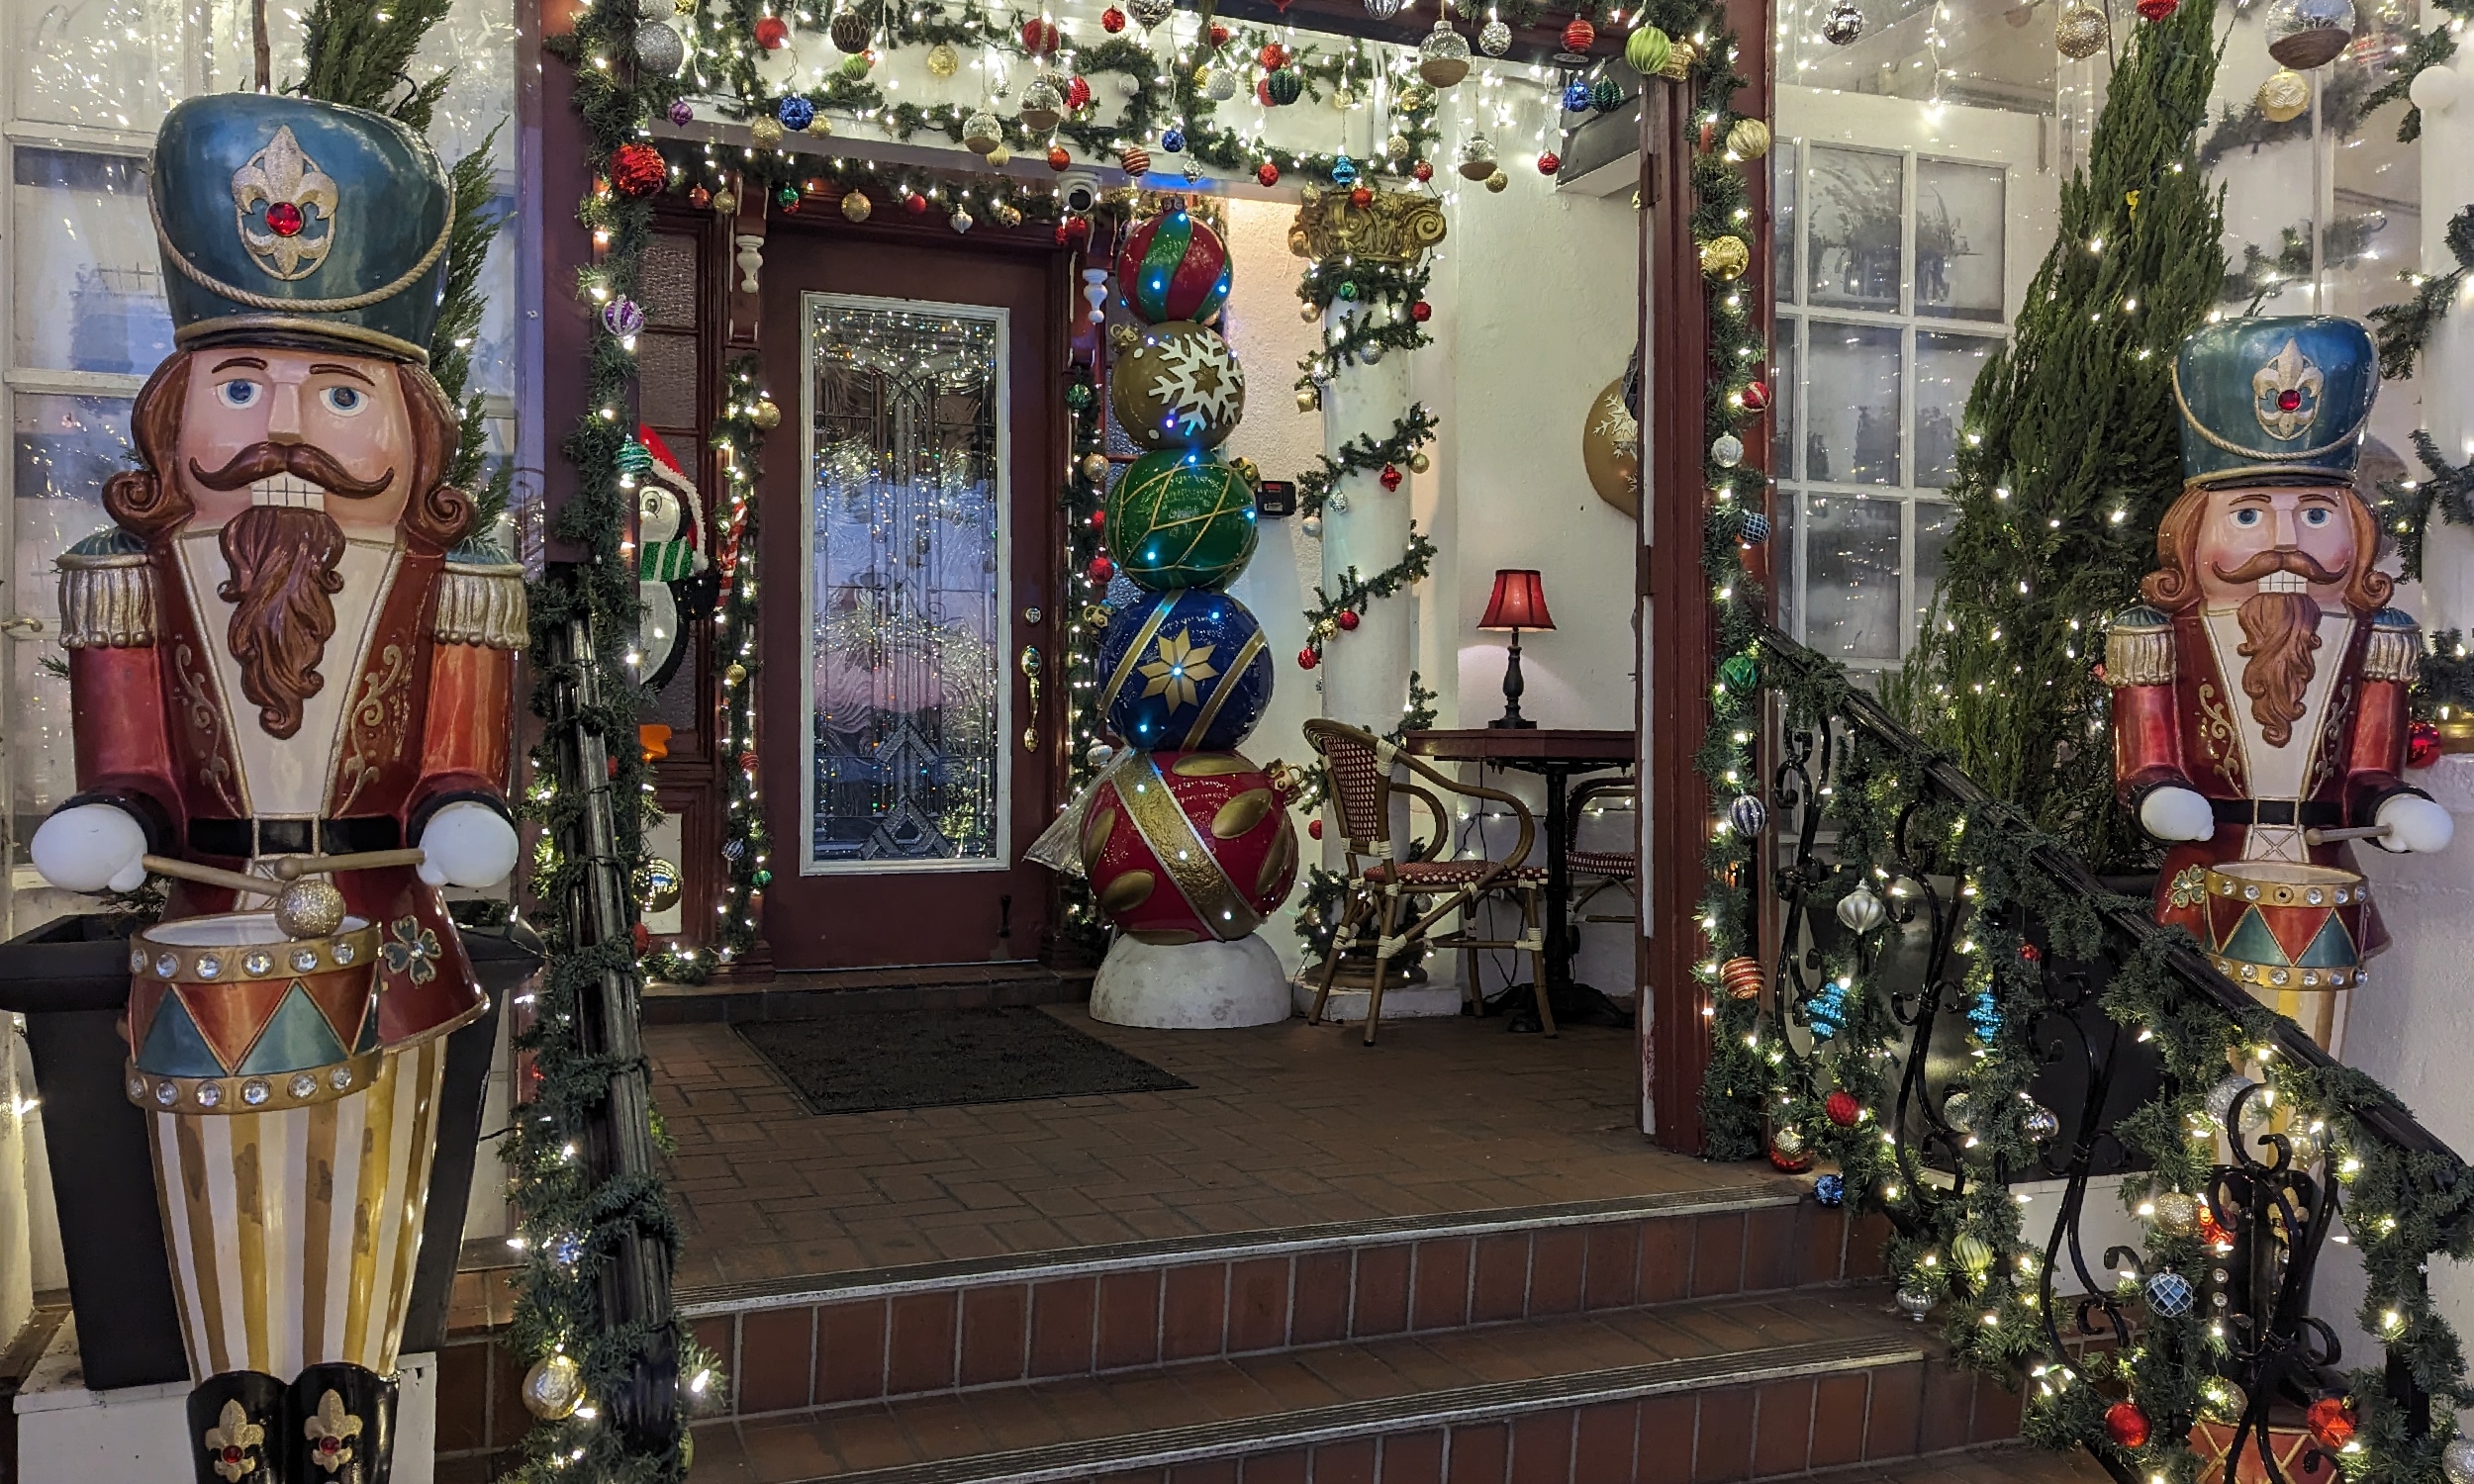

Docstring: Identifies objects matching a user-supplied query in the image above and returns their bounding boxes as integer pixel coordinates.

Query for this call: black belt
[2211,798,2343,829]
[188,816,402,858]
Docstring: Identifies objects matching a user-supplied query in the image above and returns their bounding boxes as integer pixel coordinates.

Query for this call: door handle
[1019,644,1042,752]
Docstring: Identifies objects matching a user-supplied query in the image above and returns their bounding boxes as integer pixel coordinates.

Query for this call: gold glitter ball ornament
[752,398,782,428]
[2053,2,2108,59]
[2257,67,2311,124]
[273,878,345,940]
[1698,234,1750,280]
[988,144,1012,167]
[841,190,872,222]
[523,1353,585,1420]
[926,41,959,76]
[1658,39,1697,80]
[2150,1191,2199,1237]
[1409,450,1430,474]
[1725,119,1770,160]
[750,115,786,147]
[1483,168,1509,193]
[726,662,749,686]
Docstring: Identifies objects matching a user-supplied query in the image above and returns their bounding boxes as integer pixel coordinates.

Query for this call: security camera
[1061,170,1103,215]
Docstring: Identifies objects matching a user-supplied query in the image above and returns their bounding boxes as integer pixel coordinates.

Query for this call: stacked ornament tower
[1078,206,1300,1028]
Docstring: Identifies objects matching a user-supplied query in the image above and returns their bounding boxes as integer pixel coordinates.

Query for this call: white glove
[30,803,149,893]
[2374,792,2455,854]
[2138,786,2217,844]
[416,801,521,888]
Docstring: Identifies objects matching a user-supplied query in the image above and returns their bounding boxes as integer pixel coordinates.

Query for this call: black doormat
[734,1007,1193,1116]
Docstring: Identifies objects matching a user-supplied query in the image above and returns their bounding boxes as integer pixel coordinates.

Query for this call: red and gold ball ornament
[1256,161,1281,186]
[2305,1397,2355,1451]
[754,13,789,47]
[1065,75,1093,110]
[1020,16,1061,53]
[1538,150,1563,176]
[1080,752,1300,944]
[1824,1090,1863,1127]
[688,184,712,209]
[1048,144,1073,171]
[2136,0,2177,16]
[1349,184,1374,209]
[1767,1124,1814,1173]
[1718,956,1764,1000]
[1740,379,1771,414]
[2410,719,2443,769]
[1101,5,1126,30]
[1120,144,1153,177]
[610,142,669,197]
[1117,208,1233,325]
[2105,1402,2151,1449]
[1413,160,1434,182]
[1563,16,1595,49]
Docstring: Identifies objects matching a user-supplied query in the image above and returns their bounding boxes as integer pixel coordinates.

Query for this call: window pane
[1772,140,1799,307]
[11,396,130,841]
[1916,159,2005,322]
[1806,322,1900,486]
[1808,146,1902,313]
[805,298,1006,872]
[1916,332,1998,489]
[13,147,173,376]
[1803,494,1902,665]
[1914,499,1957,650]
[1772,325,1799,479]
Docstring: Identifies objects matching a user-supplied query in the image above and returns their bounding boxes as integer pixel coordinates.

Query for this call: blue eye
[2233,509,2262,527]
[2303,507,2332,526]
[217,380,260,409]
[321,386,365,415]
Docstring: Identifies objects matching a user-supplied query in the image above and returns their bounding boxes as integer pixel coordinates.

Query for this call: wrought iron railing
[1734,625,2473,1484]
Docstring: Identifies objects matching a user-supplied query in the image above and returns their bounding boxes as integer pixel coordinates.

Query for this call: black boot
[284,1363,397,1484]
[189,1371,286,1484]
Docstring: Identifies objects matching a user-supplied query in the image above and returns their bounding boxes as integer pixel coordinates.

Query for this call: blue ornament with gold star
[1097,589,1275,752]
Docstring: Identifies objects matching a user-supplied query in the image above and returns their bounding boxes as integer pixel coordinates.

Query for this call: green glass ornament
[1066,382,1094,409]
[839,51,873,79]
[1104,449,1261,591]
[776,183,799,207]
[1718,654,1759,692]
[1336,280,1359,301]
[752,868,773,886]
[617,439,655,477]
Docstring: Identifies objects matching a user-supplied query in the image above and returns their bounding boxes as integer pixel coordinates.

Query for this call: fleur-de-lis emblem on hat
[2251,337,2325,441]
[1138,627,1218,712]
[302,1389,362,1474]
[202,1398,266,1482]
[231,126,339,282]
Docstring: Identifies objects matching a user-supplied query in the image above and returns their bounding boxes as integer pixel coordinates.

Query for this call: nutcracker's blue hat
[2173,315,2376,488]
[149,92,451,365]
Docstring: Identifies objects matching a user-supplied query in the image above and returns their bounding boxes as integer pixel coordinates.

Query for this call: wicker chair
[1565,777,1639,928]
[1302,719,1551,1044]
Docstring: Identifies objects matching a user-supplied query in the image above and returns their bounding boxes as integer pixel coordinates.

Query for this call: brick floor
[652,1009,1779,1291]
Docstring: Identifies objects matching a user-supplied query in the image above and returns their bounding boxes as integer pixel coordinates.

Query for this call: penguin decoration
[635,425,714,692]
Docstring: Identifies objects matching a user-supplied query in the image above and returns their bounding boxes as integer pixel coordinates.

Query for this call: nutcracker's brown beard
[2236,591,2323,750]
[219,504,347,739]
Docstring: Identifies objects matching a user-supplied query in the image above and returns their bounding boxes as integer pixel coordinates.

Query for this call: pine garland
[2361,7,2472,144]
[1292,407,1437,519]
[1295,261,1435,397]
[2369,206,2474,383]
[1058,366,1113,961]
[1298,527,1438,666]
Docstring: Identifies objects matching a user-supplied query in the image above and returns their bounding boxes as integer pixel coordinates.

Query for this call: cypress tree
[1887,0,2225,870]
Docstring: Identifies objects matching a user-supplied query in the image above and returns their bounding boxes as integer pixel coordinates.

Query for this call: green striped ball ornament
[1105,450,1259,591]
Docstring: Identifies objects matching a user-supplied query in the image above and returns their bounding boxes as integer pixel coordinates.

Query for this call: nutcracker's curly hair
[2139,482,2390,615]
[101,349,473,554]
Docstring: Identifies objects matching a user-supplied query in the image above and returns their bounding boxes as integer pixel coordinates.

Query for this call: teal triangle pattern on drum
[236,982,353,1075]
[2220,906,2294,968]
[2297,912,2358,969]
[136,992,231,1078]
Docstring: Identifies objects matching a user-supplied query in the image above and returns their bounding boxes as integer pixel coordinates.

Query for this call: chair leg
[1311,887,1366,1027]
[1458,890,1481,1014]
[1364,888,1400,1047]
[1525,885,1557,1038]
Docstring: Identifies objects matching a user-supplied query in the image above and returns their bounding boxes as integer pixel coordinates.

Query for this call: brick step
[682,1186,1890,1419]
[685,1284,2023,1484]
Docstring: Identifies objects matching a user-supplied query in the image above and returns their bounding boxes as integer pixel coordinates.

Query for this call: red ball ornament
[1048,144,1073,170]
[1101,5,1125,30]
[1081,752,1300,943]
[754,13,789,48]
[904,191,928,215]
[1088,508,1107,529]
[1259,42,1288,69]
[609,142,669,198]
[1412,160,1433,182]
[1379,463,1403,492]
[1257,78,1274,105]
[1209,22,1230,45]
[631,921,651,956]
[2105,1402,2151,1450]
[1065,75,1093,110]
[1766,1133,1815,1173]
[739,751,759,773]
[1088,555,1116,584]
[2305,1398,2355,1451]
[1307,817,1323,840]
[1349,185,1374,208]
[1740,379,1772,414]
[1257,161,1281,186]
[2135,0,2177,17]
[1824,1090,1862,1127]
[1055,223,1071,245]
[1563,16,1596,50]
[1409,300,1432,323]
[1538,151,1562,176]
[1020,17,1060,53]
[689,184,713,209]
[2195,1206,2233,1250]
[1064,214,1091,238]
[1298,647,1320,670]
[2020,943,2043,963]
[2410,719,2443,769]
[1336,608,1360,631]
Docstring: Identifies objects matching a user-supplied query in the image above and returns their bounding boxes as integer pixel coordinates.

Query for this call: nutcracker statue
[25,94,524,1482]
[2109,316,2450,1047]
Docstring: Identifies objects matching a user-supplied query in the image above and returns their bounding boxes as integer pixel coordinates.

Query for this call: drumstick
[270,848,428,880]
[140,855,280,897]
[2304,825,2392,846]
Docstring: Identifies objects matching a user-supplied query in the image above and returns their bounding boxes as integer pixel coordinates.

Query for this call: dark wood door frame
[1640,0,1771,1155]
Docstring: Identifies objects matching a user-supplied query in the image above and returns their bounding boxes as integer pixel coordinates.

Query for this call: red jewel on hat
[223,1448,245,1464]
[2277,389,2304,412]
[266,201,306,237]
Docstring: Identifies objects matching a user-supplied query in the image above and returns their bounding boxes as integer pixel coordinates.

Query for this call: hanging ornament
[904,192,926,216]
[2265,0,2353,68]
[1726,119,1771,159]
[1537,150,1561,176]
[2206,1072,2269,1133]
[1478,17,1511,54]
[2144,1270,2196,1318]
[1820,0,1864,46]
[1081,452,1110,482]
[1207,20,1230,45]
[1336,608,1360,631]
[1205,68,1237,100]
[1836,883,1887,934]
[1591,76,1624,111]
[1298,647,1320,670]
[523,1353,585,1420]
[919,40,958,76]
[1813,1173,1846,1207]
[1048,143,1073,170]
[989,142,1012,166]
[754,13,790,47]
[1727,793,1765,836]
[602,298,646,339]
[1102,4,1126,29]
[1130,0,1174,27]
[2149,1190,2198,1236]
[1699,234,1750,280]
[1894,1287,1934,1321]
[840,190,871,221]
[1484,169,1509,193]
[1020,16,1061,53]
[991,199,1022,227]
[2105,1403,2151,1449]
[777,95,816,131]
[1562,80,1593,113]
[1408,446,1430,468]
[1951,1233,1993,1278]
[1626,25,1670,73]
[1088,555,1117,585]
[2054,2,2108,58]
[1019,76,1065,132]
[1163,126,1187,152]
[2024,1102,2061,1142]
[2254,66,2314,126]
[839,51,873,77]
[963,110,1002,153]
[1412,159,1434,183]
[1740,379,1770,414]
[688,183,712,209]
[1260,42,1290,69]
[1767,1123,1812,1171]
[828,7,871,49]
[950,207,974,233]
[1823,1090,1862,1127]
[1119,144,1153,176]
[1712,432,1744,468]
[2136,0,2178,19]
[609,142,668,197]
[1299,513,1323,537]
[1659,38,1696,79]
[1365,0,1404,17]
[669,99,696,128]
[2411,718,2444,768]
[1256,160,1281,186]
[1267,69,1304,105]
[1418,20,1473,85]
[2305,1397,2356,1451]
[1563,16,1595,50]
[2441,1439,2474,1484]
[1379,463,1403,492]
[1457,133,1497,179]
[1718,956,1763,1000]
[1739,510,1770,545]
[635,20,687,73]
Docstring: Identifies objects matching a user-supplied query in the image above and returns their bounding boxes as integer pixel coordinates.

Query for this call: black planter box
[0,911,537,1390]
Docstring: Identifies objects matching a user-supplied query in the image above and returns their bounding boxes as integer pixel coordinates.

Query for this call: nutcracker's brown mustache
[187,442,394,502]
[2211,546,2344,586]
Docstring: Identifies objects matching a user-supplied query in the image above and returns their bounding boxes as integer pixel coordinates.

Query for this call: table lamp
[1479,568,1553,729]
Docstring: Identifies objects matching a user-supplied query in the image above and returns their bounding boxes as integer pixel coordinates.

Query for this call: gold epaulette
[57,527,154,650]
[2364,606,2423,684]
[434,541,528,650]
[2104,604,2174,688]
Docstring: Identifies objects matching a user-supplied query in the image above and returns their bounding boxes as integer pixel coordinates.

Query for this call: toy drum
[124,910,449,1380]
[2202,861,2366,1047]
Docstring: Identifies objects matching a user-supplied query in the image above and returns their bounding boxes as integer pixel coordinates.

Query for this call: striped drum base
[148,1037,446,1382]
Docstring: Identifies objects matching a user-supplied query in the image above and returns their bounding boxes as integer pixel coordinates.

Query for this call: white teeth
[2257,571,2309,595]
[248,475,326,510]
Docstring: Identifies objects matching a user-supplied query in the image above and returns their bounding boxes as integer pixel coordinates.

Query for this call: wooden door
[758,224,1067,970]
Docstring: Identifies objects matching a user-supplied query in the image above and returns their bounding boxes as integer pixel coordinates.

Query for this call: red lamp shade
[1479,569,1555,631]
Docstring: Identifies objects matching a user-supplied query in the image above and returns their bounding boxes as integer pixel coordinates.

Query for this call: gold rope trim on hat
[2170,360,2368,463]
[148,172,455,316]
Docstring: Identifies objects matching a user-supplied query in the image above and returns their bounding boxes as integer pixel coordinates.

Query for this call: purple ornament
[603,297,647,339]
[668,98,695,127]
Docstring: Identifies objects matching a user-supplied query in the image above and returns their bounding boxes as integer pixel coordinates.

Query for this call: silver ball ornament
[1836,882,1887,935]
[2023,1102,2061,1142]
[1894,1287,1934,1321]
[634,19,687,75]
[1727,793,1767,836]
[2440,1439,2474,1484]
[1300,514,1323,538]
[1711,433,1744,468]
[1478,17,1510,54]
[1821,0,1864,46]
[2206,1073,2269,1134]
[523,1352,585,1420]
